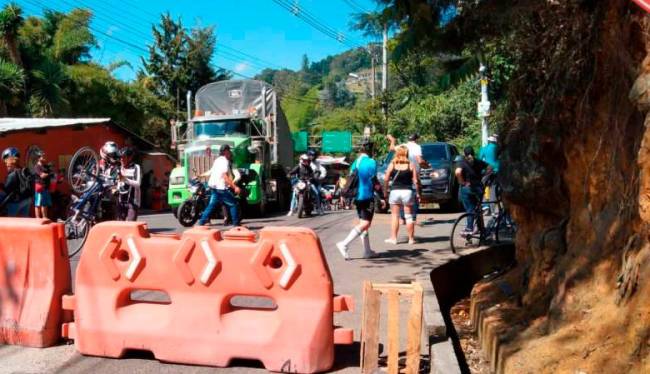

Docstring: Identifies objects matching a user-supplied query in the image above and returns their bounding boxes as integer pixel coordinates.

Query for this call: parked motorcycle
[64,147,119,258]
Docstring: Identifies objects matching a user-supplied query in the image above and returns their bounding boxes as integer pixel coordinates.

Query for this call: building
[0,118,176,209]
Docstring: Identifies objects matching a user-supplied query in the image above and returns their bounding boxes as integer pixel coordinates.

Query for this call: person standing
[0,147,33,217]
[116,147,141,221]
[336,140,384,260]
[383,145,419,244]
[198,144,241,226]
[454,146,490,233]
[479,134,500,214]
[33,151,53,219]
[307,149,327,215]
[388,133,429,224]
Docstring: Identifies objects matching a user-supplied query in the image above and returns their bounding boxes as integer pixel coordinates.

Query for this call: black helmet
[463,146,475,157]
[119,147,135,159]
[408,133,420,141]
[307,149,318,158]
[219,144,231,155]
[2,147,19,160]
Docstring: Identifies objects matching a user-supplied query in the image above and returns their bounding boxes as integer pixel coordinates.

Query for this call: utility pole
[370,54,376,99]
[478,64,491,147]
[382,24,388,92]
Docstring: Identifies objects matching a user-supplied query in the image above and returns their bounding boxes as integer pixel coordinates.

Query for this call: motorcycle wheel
[297,194,305,218]
[178,200,201,227]
[65,215,90,258]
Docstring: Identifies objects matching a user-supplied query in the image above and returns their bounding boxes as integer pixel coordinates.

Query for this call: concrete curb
[416,269,462,374]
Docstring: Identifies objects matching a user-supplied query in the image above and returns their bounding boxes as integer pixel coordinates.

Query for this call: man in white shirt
[198,144,241,226]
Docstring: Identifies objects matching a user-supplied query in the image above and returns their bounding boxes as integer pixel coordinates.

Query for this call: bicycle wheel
[450,213,483,253]
[495,211,517,243]
[64,215,90,258]
[68,147,99,194]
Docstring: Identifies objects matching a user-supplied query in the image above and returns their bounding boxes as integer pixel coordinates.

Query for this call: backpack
[17,168,35,198]
[341,155,368,199]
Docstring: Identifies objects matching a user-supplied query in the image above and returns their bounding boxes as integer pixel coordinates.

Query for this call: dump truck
[168,80,293,215]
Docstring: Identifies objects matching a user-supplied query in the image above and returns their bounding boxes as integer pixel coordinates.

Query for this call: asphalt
[1,208,463,374]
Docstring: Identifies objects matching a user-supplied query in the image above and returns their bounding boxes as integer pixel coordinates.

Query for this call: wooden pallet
[360,281,424,374]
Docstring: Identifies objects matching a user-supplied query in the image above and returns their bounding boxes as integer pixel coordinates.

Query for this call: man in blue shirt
[336,140,385,260]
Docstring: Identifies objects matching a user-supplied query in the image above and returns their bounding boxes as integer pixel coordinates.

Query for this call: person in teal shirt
[479,135,500,172]
[479,134,500,214]
[336,140,385,260]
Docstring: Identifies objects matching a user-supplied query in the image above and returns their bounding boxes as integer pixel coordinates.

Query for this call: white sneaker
[363,250,378,259]
[384,238,398,245]
[287,211,293,217]
[408,238,417,245]
[336,242,349,260]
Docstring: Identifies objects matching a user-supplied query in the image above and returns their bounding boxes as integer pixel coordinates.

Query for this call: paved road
[1,209,462,374]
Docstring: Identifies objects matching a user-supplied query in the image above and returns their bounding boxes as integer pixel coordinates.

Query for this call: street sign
[292,131,309,153]
[322,131,352,153]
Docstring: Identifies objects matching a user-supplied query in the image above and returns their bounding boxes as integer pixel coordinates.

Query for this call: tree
[51,8,95,64]
[141,14,229,116]
[0,3,24,67]
[0,58,24,114]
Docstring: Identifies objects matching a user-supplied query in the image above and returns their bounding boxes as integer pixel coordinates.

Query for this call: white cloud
[234,62,250,73]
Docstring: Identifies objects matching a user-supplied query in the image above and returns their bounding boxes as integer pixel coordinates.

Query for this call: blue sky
[17,0,380,81]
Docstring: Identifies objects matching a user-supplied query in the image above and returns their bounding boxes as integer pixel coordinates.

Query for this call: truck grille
[188,154,218,179]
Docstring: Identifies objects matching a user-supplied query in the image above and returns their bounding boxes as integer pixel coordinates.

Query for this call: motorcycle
[176,168,253,227]
[176,177,209,227]
[295,178,316,218]
[64,147,119,258]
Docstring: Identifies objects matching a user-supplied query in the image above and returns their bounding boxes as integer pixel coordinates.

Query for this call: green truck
[168,80,293,216]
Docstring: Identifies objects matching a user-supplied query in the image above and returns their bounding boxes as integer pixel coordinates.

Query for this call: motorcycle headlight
[297,181,306,190]
[189,185,199,194]
[430,168,448,179]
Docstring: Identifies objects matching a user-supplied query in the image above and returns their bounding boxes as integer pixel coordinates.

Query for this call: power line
[20,0,321,105]
[271,0,366,50]
[342,0,369,14]
[115,0,286,70]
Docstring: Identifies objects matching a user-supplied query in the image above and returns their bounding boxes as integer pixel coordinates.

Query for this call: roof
[0,117,110,133]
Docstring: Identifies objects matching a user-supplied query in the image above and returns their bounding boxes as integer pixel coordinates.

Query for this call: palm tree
[28,60,68,117]
[0,58,25,115]
[0,3,24,67]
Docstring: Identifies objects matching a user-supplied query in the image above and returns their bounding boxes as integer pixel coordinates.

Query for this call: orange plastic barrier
[63,222,353,373]
[0,218,71,347]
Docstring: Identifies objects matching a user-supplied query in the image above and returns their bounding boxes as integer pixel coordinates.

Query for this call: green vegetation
[0,3,228,150]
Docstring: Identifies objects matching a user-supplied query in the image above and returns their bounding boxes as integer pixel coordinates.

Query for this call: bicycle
[449,185,517,254]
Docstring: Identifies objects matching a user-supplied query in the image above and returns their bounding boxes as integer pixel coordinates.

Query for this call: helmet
[119,147,135,159]
[299,154,309,162]
[100,141,120,163]
[219,144,231,155]
[2,147,20,160]
[307,149,318,158]
[408,133,420,141]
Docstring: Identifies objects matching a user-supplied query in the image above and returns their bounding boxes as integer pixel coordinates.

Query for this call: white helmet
[300,154,309,161]
[100,141,120,163]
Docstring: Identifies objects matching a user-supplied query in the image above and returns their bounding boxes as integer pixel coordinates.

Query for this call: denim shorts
[389,189,414,206]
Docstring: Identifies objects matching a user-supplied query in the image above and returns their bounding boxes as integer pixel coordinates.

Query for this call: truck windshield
[422,144,448,161]
[194,120,247,137]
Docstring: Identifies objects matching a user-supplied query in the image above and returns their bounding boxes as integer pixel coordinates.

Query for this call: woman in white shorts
[383,144,420,244]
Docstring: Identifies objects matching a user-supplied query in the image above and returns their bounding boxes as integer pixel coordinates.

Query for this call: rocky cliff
[492,0,650,371]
